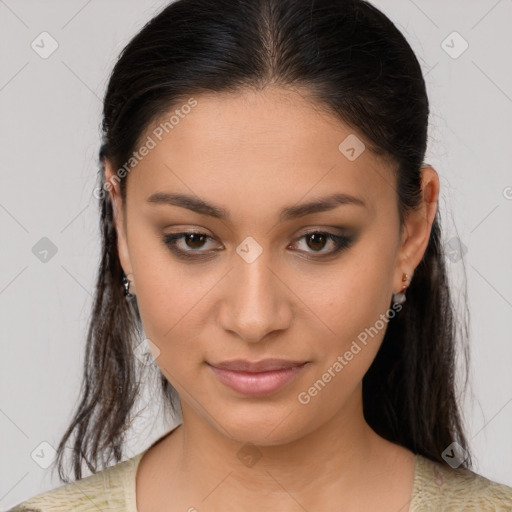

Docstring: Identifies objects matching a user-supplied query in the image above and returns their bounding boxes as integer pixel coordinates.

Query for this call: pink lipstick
[207,359,308,396]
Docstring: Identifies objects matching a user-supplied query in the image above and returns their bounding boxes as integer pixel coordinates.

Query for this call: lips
[208,358,308,372]
[207,359,309,396]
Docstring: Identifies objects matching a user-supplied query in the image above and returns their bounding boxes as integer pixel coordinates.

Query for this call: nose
[218,251,293,343]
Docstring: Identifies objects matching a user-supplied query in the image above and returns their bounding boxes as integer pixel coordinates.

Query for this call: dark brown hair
[52,0,472,482]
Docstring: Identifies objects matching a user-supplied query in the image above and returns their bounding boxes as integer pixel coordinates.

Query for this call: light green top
[8,448,512,511]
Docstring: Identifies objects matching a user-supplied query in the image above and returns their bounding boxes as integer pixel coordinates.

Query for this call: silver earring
[392,272,409,305]
[122,273,134,299]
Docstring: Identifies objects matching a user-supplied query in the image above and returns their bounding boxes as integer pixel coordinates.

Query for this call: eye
[289,231,354,258]
[163,231,220,257]
[162,230,355,261]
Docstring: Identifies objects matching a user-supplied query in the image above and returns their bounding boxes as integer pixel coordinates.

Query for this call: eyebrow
[146,192,366,221]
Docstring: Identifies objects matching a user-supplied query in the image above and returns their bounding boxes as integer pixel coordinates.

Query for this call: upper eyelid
[165,228,344,241]
[164,225,347,238]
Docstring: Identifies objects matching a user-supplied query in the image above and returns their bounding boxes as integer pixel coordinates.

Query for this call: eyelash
[162,230,354,261]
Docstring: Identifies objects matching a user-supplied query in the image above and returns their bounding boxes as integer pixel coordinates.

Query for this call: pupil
[186,233,205,249]
[308,233,326,251]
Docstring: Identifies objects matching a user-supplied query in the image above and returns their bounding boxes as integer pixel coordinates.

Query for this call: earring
[122,272,135,299]
[392,272,409,305]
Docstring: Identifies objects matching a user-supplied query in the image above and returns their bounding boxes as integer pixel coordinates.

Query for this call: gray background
[1,0,511,508]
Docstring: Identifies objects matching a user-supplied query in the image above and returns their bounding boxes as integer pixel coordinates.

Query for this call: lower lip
[208,363,307,396]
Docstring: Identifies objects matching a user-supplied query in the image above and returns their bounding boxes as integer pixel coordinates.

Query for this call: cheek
[134,269,211,366]
[126,224,208,365]
[292,243,396,421]
[295,228,397,371]
[302,246,394,341]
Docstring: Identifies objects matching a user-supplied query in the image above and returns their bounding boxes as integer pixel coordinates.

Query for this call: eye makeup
[161,229,357,262]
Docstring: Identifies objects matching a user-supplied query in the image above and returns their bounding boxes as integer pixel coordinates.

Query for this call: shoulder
[411,454,512,511]
[7,451,146,512]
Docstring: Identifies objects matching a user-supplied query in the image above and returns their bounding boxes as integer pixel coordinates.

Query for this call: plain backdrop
[1,0,511,508]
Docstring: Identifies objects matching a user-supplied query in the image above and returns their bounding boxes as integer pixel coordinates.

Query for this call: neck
[156,385,407,510]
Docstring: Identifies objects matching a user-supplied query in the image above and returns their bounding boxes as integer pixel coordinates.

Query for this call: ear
[104,159,135,292]
[394,165,440,292]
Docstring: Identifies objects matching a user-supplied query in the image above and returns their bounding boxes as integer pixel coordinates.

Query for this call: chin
[210,404,313,447]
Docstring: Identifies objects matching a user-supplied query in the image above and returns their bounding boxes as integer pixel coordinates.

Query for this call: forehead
[126,87,396,220]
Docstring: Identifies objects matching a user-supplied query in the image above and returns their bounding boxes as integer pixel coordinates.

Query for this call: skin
[105,86,440,511]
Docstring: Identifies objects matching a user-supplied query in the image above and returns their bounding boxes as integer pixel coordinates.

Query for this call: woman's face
[106,87,436,445]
